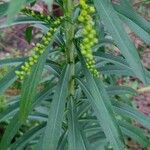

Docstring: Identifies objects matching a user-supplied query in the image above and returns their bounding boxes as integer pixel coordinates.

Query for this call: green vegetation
[0,0,150,149]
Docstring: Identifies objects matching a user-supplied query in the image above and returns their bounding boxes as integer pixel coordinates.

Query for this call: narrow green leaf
[0,113,21,149]
[19,43,51,123]
[0,67,19,95]
[113,100,150,129]
[0,58,25,67]
[120,15,150,45]
[41,64,72,150]
[0,2,9,17]
[113,0,150,34]
[77,73,125,149]
[7,0,27,23]
[94,0,146,83]
[119,120,150,147]
[106,86,137,96]
[99,65,134,76]
[10,123,46,150]
[94,52,131,70]
[67,98,91,150]
[0,17,44,29]
[57,131,68,150]
[43,0,53,10]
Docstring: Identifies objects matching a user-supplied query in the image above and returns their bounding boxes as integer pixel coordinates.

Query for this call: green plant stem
[63,0,75,96]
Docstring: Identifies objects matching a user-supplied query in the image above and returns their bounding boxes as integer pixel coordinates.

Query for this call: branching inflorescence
[78,0,99,77]
[15,9,63,80]
[21,7,52,24]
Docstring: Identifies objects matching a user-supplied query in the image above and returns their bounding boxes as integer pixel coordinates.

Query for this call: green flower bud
[20,76,24,80]
[83,38,89,43]
[29,61,34,66]
[78,15,84,22]
[25,62,30,68]
[15,71,20,75]
[93,38,98,44]
[81,49,87,55]
[81,10,87,17]
[89,6,96,14]
[34,47,39,52]
[85,24,92,31]
[47,16,51,21]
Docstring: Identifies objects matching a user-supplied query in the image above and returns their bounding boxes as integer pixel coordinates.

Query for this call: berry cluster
[21,7,52,24]
[78,0,99,77]
[15,17,63,80]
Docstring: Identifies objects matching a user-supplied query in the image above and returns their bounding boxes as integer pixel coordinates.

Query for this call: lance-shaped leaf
[41,64,72,150]
[77,73,125,149]
[94,0,146,83]
[67,98,91,150]
[19,43,51,123]
[113,0,150,34]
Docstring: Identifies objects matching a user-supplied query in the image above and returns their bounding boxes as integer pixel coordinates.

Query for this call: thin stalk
[63,0,75,96]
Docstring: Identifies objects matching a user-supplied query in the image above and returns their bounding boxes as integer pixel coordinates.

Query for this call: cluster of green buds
[78,0,99,77]
[15,17,63,80]
[21,7,52,24]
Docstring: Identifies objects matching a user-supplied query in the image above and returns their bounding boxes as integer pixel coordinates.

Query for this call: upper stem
[63,0,75,96]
